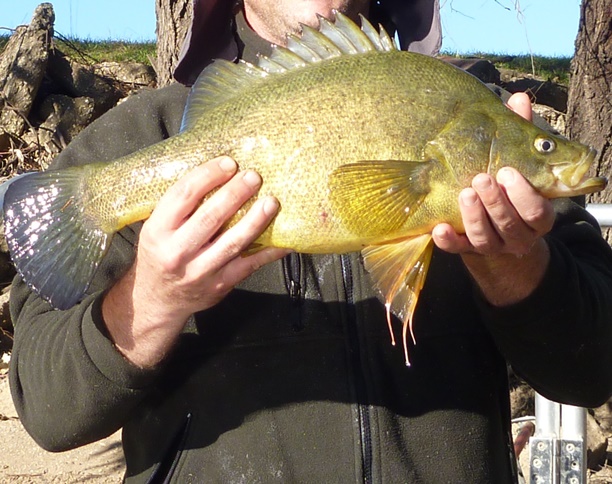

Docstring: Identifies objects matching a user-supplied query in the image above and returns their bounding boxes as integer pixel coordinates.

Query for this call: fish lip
[549,147,607,196]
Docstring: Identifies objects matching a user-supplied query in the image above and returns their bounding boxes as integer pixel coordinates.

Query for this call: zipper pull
[282,253,303,331]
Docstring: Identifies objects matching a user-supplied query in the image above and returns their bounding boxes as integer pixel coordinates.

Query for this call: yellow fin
[328,160,432,237]
[362,234,434,366]
[183,12,397,132]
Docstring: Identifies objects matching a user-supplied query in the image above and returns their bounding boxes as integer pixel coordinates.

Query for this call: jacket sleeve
[9,84,190,451]
[478,197,612,408]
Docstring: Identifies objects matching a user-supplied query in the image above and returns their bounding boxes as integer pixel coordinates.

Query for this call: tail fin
[3,168,111,310]
[0,173,34,222]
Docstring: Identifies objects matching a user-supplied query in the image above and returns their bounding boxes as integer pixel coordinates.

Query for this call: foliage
[0,32,572,83]
[441,51,572,85]
[54,35,157,65]
[0,33,156,66]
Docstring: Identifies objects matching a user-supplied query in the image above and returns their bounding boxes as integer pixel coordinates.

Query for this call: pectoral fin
[362,233,434,365]
[328,160,432,237]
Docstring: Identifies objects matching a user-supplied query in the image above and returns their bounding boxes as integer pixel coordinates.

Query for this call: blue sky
[1,0,581,57]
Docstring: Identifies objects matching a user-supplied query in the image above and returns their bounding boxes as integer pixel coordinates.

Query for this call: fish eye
[535,137,556,154]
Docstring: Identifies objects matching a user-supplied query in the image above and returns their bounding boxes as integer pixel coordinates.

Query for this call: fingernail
[262,197,279,216]
[243,171,261,187]
[497,167,515,186]
[461,189,478,207]
[219,157,237,172]
[473,174,492,192]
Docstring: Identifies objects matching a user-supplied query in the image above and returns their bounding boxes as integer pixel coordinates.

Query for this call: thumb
[507,92,533,122]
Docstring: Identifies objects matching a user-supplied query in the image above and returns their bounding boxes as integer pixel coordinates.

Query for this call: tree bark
[567,0,612,240]
[0,3,54,149]
[155,0,193,87]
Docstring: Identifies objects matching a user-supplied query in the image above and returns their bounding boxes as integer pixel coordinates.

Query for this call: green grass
[55,36,157,65]
[1,33,571,83]
[0,33,156,66]
[441,52,573,85]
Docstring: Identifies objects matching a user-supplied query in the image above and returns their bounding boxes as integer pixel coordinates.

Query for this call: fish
[2,12,606,365]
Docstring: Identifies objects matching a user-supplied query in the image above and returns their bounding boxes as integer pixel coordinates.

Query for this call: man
[9,0,612,482]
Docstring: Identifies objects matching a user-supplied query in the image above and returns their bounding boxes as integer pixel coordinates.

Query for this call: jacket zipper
[282,253,303,332]
[341,254,373,484]
[146,413,192,484]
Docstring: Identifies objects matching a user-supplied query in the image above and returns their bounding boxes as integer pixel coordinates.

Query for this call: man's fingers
[507,92,533,122]
[497,168,555,237]
[175,169,263,256]
[432,223,471,254]
[149,156,239,230]
[459,181,506,254]
[193,195,282,274]
[461,169,553,256]
[216,247,293,294]
[435,169,554,257]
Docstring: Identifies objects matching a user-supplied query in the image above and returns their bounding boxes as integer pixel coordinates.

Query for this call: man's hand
[102,156,289,368]
[431,93,555,306]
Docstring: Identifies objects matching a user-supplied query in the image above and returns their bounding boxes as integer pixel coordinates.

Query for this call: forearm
[9,281,157,451]
[461,238,550,306]
[102,263,190,369]
[478,214,612,407]
[7,84,190,450]
[8,212,155,451]
[99,159,286,369]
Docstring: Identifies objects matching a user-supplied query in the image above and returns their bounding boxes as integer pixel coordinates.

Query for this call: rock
[0,287,10,326]
[23,94,95,160]
[0,287,12,357]
[590,465,612,483]
[0,222,15,288]
[47,50,122,119]
[503,77,568,113]
[439,56,501,84]
[94,61,156,87]
[0,250,15,286]
[509,372,535,419]
[532,103,567,137]
[588,411,609,469]
[0,3,55,149]
[593,399,612,436]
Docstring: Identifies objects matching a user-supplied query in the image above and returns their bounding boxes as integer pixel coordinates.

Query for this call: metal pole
[528,202,605,484]
[587,203,612,227]
[531,394,560,484]
[560,405,587,484]
[536,394,561,437]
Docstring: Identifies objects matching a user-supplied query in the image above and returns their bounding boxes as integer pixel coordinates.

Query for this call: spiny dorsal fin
[263,12,398,73]
[180,11,398,131]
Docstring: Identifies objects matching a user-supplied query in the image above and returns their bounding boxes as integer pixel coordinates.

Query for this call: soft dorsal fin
[180,59,270,131]
[180,11,398,131]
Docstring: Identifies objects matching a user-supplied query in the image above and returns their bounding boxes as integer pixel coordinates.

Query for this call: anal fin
[362,234,434,366]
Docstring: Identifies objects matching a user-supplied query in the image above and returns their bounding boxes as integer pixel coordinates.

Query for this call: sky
[0,0,582,57]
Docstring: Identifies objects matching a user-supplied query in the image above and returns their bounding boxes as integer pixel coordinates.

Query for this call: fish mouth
[548,147,607,197]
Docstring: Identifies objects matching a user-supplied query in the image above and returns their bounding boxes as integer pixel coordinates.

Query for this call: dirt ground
[0,374,125,483]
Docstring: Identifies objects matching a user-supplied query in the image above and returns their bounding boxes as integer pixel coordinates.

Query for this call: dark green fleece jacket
[9,24,612,484]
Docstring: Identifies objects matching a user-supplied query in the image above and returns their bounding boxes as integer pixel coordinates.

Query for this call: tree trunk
[567,0,612,240]
[155,0,193,87]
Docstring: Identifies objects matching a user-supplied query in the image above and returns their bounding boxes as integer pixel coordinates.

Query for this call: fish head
[488,109,606,198]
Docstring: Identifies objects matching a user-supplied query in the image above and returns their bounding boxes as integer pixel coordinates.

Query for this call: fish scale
[2,12,605,364]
